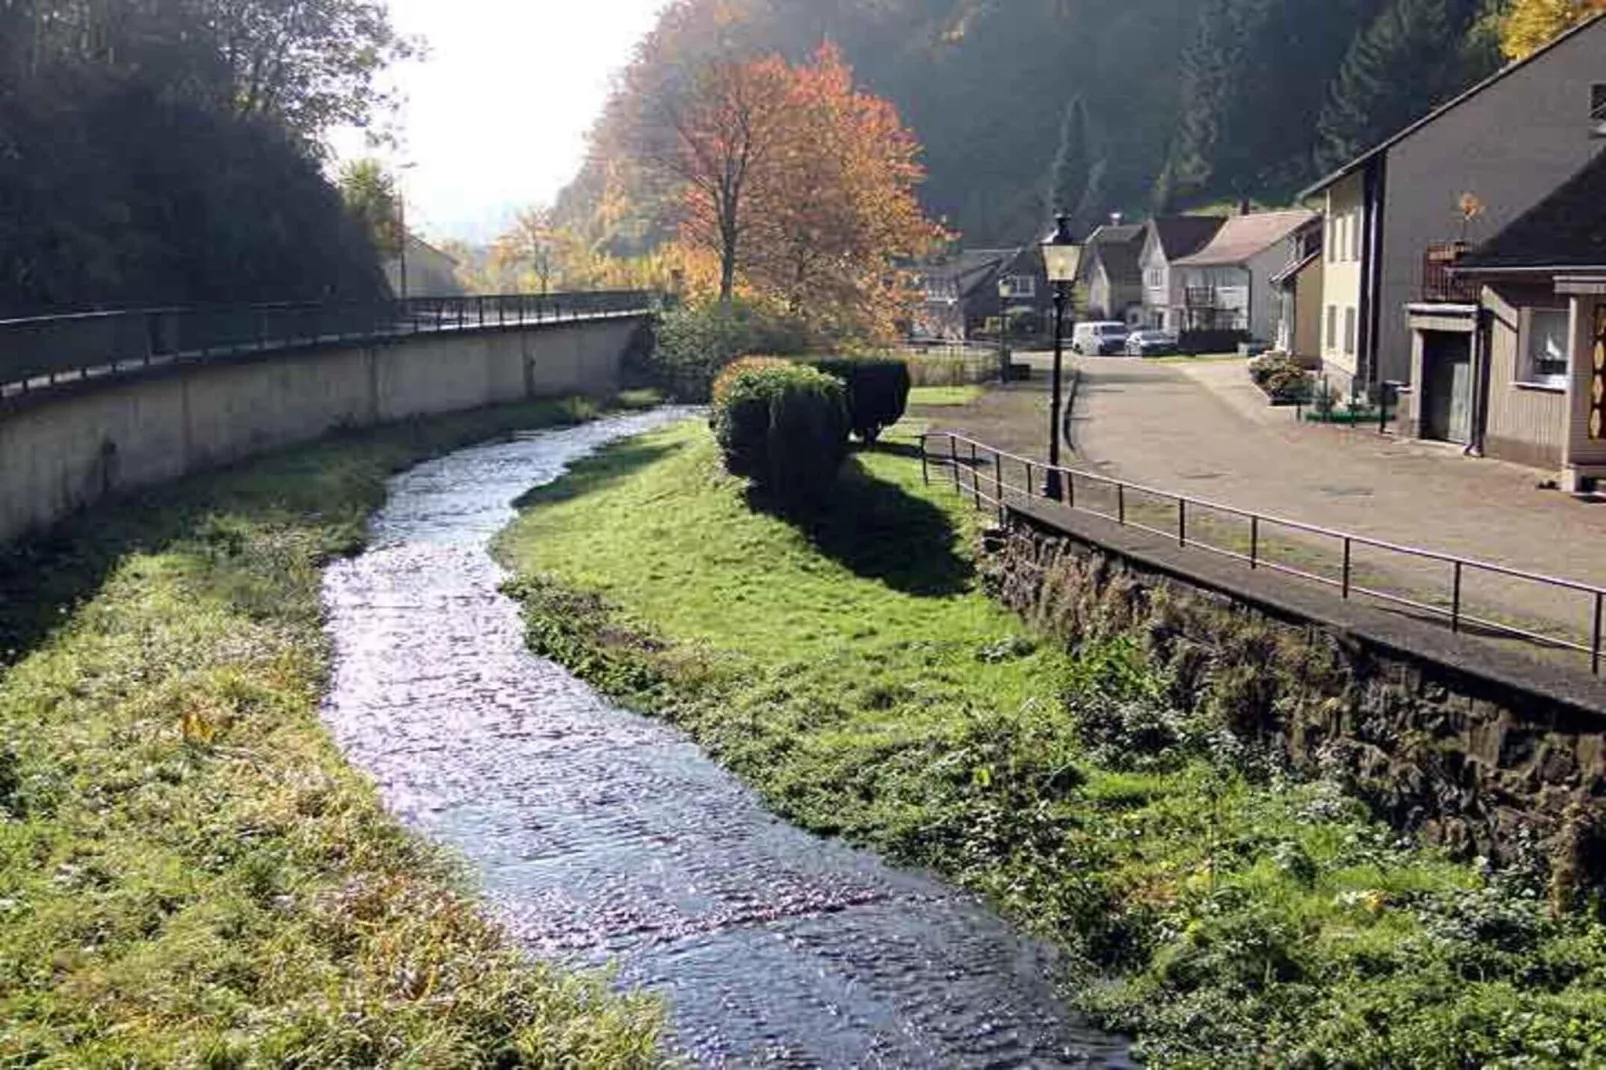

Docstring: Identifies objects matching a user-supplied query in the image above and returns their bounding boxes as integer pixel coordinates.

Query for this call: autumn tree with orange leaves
[651,45,944,343]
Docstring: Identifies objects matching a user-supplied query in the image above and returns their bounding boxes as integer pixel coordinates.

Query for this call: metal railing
[0,291,655,402]
[921,430,1606,675]
[1421,242,1479,303]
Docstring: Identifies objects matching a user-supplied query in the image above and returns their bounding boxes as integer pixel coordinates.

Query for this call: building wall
[1377,20,1606,386]
[0,317,646,545]
[383,235,465,298]
[1293,255,1325,361]
[1482,284,1569,471]
[1140,234,1175,330]
[1321,172,1366,382]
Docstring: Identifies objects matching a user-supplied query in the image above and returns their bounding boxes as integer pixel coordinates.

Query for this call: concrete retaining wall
[0,317,646,544]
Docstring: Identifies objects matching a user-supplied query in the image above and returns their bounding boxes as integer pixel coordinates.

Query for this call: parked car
[1126,330,1179,357]
[1071,321,1129,355]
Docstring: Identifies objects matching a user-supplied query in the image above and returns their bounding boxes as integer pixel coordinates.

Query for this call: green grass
[0,397,662,1067]
[908,385,984,407]
[496,420,1606,1069]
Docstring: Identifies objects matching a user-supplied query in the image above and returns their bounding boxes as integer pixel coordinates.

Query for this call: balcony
[1420,241,1481,304]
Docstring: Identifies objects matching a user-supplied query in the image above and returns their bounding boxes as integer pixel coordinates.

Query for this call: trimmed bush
[713,361,849,504]
[804,356,913,445]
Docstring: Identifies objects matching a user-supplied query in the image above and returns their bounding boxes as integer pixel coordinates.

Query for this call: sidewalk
[913,354,1606,666]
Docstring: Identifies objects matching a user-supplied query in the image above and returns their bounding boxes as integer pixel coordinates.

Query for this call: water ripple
[320,409,1132,1067]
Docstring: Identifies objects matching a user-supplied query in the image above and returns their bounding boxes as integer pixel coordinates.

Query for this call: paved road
[916,354,1606,663]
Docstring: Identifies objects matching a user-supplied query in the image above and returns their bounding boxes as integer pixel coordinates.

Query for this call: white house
[1171,209,1319,342]
[1137,216,1227,331]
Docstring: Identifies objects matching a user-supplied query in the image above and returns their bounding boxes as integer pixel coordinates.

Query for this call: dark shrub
[1179,328,1250,356]
[713,361,849,504]
[805,356,913,445]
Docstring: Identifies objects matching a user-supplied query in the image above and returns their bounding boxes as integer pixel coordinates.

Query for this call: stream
[319,409,1132,1067]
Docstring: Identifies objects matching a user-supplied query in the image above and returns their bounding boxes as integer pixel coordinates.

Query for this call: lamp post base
[1042,470,1065,502]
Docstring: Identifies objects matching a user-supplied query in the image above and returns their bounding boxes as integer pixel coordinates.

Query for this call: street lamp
[1039,213,1084,501]
[997,275,1011,380]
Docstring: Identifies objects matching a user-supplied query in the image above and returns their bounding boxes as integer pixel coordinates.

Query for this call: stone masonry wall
[982,520,1606,903]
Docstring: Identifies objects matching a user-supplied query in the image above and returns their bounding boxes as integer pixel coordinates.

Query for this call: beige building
[383,232,465,299]
[1300,16,1606,401]
[1411,151,1606,491]
[1270,219,1325,363]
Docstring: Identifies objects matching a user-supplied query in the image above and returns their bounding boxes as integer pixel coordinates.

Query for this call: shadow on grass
[747,454,974,597]
[511,438,682,511]
[0,399,608,670]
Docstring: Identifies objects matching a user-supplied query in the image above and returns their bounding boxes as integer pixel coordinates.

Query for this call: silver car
[1125,330,1179,357]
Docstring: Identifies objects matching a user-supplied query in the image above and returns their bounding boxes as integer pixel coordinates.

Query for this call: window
[1326,304,1337,350]
[1343,307,1357,356]
[1350,211,1362,262]
[1326,217,1336,263]
[1523,309,1571,387]
[1593,84,1606,137]
[1000,274,1036,298]
[1145,267,1163,288]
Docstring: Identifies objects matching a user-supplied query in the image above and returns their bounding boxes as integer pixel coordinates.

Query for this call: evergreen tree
[1315,0,1493,172]
[1166,0,1238,203]
[1044,96,1104,229]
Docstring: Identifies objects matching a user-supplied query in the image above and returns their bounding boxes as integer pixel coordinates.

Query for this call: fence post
[994,451,1005,524]
[970,442,981,509]
[919,435,929,485]
[949,436,960,491]
[1117,483,1126,525]
[1342,538,1352,599]
[1593,592,1602,676]
[1250,516,1259,570]
[1178,499,1187,547]
[1025,460,1035,501]
[1451,562,1463,633]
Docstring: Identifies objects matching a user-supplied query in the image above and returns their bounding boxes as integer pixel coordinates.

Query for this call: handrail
[0,291,658,403]
[921,429,1606,675]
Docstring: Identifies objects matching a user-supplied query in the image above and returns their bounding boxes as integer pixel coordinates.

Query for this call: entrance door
[1422,331,1473,444]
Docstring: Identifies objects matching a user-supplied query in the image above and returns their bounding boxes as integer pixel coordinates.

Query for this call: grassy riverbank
[498,419,1606,1068]
[0,397,662,1067]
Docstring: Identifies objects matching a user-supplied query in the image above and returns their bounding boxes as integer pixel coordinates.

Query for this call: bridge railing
[0,291,656,402]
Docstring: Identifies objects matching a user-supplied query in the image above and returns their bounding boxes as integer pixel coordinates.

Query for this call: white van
[1070,321,1130,356]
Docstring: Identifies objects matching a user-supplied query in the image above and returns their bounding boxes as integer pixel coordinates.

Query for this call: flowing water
[320,410,1132,1068]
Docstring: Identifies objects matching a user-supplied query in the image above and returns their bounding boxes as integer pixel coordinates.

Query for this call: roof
[1270,248,1322,287]
[1173,210,1318,268]
[1084,223,1146,285]
[920,247,1041,299]
[1298,14,1606,200]
[1147,215,1227,262]
[1456,148,1606,272]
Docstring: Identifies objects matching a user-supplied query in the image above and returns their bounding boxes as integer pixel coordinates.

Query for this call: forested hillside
[0,2,411,316]
[559,0,1512,248]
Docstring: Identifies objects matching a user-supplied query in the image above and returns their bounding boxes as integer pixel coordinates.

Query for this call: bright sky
[331,0,668,244]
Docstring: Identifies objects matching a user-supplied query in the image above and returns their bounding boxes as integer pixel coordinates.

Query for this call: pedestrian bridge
[0,292,656,543]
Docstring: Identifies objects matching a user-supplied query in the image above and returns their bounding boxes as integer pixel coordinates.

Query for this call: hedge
[712,359,849,504]
[803,356,912,445]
